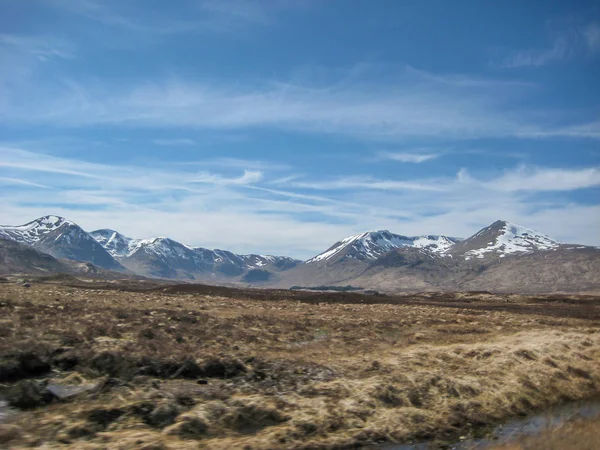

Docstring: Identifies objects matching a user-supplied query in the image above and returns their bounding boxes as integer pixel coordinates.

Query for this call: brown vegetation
[0,279,599,449]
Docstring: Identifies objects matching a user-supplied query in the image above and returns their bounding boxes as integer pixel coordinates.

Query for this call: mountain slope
[351,244,600,294]
[0,238,71,275]
[448,220,559,260]
[0,216,124,271]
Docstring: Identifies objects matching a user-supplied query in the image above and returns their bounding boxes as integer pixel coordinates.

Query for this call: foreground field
[0,280,599,449]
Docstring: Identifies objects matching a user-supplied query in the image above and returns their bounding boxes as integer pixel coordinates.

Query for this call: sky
[1,0,599,259]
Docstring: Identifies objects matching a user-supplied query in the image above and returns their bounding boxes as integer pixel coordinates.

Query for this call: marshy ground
[0,279,599,449]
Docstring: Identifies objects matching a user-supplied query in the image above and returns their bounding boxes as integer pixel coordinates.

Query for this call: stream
[383,398,600,449]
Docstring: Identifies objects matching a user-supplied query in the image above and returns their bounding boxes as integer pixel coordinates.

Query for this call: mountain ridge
[89,228,302,280]
[1,216,598,293]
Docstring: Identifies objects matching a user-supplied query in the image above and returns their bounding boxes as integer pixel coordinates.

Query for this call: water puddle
[384,398,600,449]
[0,400,13,423]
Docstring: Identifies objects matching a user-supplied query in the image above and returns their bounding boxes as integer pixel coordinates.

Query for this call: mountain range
[0,216,301,282]
[1,215,599,293]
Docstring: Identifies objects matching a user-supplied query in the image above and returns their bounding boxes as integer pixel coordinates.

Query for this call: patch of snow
[464,222,559,259]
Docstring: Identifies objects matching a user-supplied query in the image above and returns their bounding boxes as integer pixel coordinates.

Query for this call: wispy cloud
[0,177,50,189]
[502,38,569,68]
[49,0,292,36]
[584,23,600,52]
[5,65,595,140]
[500,22,600,68]
[0,34,75,61]
[516,120,600,139]
[192,170,263,185]
[290,176,445,192]
[484,166,600,192]
[378,151,441,163]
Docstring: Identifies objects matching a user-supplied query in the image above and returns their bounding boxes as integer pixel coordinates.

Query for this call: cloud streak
[3,65,596,141]
[484,166,600,192]
[500,22,600,68]
[379,151,441,163]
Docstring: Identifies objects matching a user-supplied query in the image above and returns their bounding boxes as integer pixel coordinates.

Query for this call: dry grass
[0,281,599,449]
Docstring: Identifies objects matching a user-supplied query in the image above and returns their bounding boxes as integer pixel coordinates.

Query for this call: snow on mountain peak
[306,230,460,264]
[90,229,138,258]
[457,220,559,259]
[0,215,75,245]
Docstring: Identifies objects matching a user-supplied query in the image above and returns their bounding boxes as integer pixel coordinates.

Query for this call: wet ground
[384,398,600,449]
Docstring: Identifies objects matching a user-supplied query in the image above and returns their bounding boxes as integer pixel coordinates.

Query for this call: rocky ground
[0,279,599,449]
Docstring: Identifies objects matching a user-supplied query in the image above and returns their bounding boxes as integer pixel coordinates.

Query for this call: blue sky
[1,0,599,258]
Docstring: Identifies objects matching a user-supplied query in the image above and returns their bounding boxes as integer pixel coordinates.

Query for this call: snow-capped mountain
[448,220,560,259]
[0,216,124,270]
[306,230,461,264]
[90,228,301,281]
[89,229,139,258]
[0,215,72,244]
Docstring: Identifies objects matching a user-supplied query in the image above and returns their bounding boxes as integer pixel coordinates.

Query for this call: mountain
[273,220,599,293]
[90,229,301,282]
[273,230,461,288]
[0,216,124,271]
[306,230,461,264]
[448,220,559,260]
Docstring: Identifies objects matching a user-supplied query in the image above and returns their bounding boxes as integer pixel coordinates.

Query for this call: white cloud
[516,120,600,139]
[502,38,568,68]
[289,177,445,192]
[485,166,600,192]
[0,34,75,61]
[0,177,50,189]
[501,22,600,68]
[192,170,263,185]
[584,23,600,52]
[379,151,441,163]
